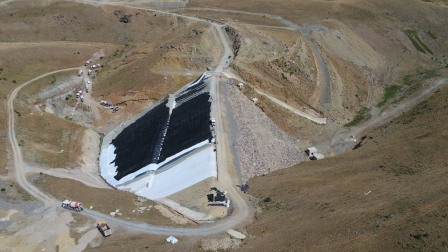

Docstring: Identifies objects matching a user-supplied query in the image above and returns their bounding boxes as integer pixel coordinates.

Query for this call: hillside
[244,82,448,251]
[1,0,448,251]
[187,0,448,146]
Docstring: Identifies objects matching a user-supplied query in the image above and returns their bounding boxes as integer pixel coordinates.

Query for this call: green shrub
[377,85,401,107]
[404,30,432,55]
[345,107,371,127]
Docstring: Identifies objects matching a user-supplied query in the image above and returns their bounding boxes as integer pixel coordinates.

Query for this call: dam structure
[99,73,217,199]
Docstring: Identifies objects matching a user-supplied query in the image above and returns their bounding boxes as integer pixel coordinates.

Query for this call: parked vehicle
[97,221,112,237]
[61,200,83,211]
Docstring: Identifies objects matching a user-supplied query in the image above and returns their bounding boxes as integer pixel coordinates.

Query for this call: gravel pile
[227,84,306,180]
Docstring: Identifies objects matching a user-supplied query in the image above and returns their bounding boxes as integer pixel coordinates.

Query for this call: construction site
[1,0,448,251]
[99,73,219,200]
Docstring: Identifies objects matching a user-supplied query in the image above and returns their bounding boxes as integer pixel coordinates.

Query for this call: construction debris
[227,229,246,240]
[109,209,122,217]
[166,236,178,244]
[224,26,241,57]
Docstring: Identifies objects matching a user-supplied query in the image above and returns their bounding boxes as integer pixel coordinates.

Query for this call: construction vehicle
[97,221,112,237]
[61,200,83,211]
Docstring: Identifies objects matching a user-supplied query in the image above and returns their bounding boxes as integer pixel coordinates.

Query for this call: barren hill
[1,0,448,251]
[244,82,448,251]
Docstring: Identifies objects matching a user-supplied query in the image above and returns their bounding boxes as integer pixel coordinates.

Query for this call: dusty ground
[189,0,448,148]
[175,8,286,26]
[168,177,229,220]
[243,84,448,251]
[0,42,108,175]
[32,174,193,226]
[1,0,448,251]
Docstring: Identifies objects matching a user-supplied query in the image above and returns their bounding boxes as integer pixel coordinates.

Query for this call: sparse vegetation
[427,31,437,40]
[345,107,371,126]
[50,75,56,84]
[412,230,429,240]
[403,74,413,86]
[377,85,401,107]
[404,29,433,55]
[402,68,439,87]
[1,0,448,251]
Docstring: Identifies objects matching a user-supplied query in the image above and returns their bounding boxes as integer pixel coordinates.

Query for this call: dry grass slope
[244,85,448,251]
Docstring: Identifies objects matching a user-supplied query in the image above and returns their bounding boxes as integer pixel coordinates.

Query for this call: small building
[305,147,325,160]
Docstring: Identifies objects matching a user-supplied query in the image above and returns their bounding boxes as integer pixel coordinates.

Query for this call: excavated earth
[1,0,448,251]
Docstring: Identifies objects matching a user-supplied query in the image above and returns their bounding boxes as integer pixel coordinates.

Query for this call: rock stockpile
[227,84,306,180]
[224,26,241,57]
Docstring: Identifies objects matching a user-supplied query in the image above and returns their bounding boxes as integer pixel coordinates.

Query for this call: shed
[305,147,318,157]
[306,147,325,160]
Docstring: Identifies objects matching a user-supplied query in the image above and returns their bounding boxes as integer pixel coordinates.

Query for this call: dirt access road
[180,7,333,108]
[7,68,79,207]
[7,69,250,236]
[331,78,448,152]
[6,1,250,238]
[221,70,327,124]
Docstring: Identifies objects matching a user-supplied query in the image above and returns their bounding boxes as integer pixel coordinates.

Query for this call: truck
[97,221,112,237]
[61,200,83,212]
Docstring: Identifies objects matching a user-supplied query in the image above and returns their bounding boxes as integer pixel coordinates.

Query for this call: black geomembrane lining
[109,75,212,181]
[111,99,169,180]
[176,80,205,99]
[159,93,212,162]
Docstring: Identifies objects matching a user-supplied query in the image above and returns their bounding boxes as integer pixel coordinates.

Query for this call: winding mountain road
[7,68,78,207]
[7,0,446,241]
[272,17,332,106]
[331,78,448,152]
[6,5,250,237]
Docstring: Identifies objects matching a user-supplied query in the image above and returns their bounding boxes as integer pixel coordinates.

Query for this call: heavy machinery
[97,221,112,237]
[61,200,83,212]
